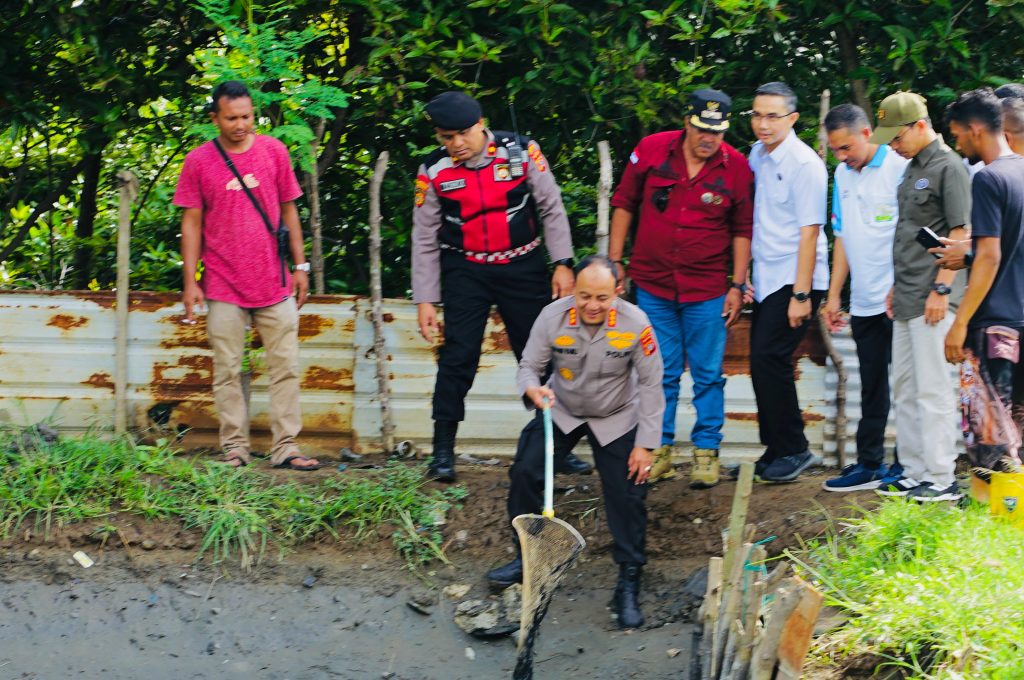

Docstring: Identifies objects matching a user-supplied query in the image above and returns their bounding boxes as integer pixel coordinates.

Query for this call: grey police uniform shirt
[410,129,575,304]
[515,296,665,450]
[891,137,970,321]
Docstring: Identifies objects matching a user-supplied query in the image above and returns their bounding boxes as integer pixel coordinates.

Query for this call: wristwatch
[792,290,811,302]
[931,282,952,296]
[731,282,748,294]
[294,262,311,273]
[553,258,574,269]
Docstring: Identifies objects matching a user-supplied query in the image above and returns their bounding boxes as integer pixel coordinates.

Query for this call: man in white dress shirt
[746,81,829,483]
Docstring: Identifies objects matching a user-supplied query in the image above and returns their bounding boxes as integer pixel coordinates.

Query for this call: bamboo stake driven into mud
[700,556,723,680]
[368,150,395,454]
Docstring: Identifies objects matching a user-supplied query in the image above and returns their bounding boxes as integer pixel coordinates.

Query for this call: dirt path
[0,462,871,679]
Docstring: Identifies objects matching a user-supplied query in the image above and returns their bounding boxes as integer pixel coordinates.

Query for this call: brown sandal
[222,451,250,467]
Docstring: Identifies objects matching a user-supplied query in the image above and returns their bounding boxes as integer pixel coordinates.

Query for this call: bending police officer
[486,256,665,629]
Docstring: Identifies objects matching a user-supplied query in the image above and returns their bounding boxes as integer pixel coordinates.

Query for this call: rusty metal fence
[0,291,828,460]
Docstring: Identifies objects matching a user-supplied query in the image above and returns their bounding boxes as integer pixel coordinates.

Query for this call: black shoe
[426,420,457,482]
[486,557,523,588]
[555,452,594,475]
[613,563,644,629]
[760,450,821,483]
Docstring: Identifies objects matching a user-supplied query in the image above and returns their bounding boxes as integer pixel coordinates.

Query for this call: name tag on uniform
[439,179,466,192]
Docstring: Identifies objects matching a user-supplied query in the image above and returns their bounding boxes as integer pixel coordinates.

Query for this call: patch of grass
[0,428,466,572]
[790,499,1024,678]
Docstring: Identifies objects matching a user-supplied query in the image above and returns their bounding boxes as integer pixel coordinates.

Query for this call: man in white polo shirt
[746,81,829,483]
[821,103,909,491]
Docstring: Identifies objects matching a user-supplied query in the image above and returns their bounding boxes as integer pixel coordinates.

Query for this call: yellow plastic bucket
[989,472,1024,528]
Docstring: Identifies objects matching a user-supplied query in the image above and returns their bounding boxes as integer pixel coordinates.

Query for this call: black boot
[427,420,457,482]
[613,563,644,629]
[485,556,523,588]
[555,451,594,475]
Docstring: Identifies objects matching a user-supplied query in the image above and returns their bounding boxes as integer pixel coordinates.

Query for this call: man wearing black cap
[412,91,580,482]
[608,88,754,489]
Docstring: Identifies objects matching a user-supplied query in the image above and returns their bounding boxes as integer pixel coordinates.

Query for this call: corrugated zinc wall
[0,291,828,460]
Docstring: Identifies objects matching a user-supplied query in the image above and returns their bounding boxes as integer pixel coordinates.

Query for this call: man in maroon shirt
[608,89,754,489]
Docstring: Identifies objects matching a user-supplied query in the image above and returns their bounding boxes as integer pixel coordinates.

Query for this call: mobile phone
[915,227,943,258]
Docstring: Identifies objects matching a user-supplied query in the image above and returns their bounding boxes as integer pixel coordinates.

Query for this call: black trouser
[432,250,549,422]
[750,285,824,463]
[507,414,647,565]
[851,313,893,468]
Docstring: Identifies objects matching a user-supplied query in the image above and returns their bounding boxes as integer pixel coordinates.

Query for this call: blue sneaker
[878,462,904,486]
[823,463,888,492]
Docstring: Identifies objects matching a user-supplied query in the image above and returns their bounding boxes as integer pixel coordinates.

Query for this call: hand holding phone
[915,227,943,258]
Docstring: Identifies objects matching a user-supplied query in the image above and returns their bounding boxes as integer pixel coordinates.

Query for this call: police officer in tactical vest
[411,91,589,481]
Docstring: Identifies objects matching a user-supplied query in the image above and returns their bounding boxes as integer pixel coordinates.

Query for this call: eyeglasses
[889,122,919,145]
[744,110,795,122]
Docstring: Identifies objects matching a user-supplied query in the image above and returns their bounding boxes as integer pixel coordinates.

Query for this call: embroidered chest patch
[440,179,466,192]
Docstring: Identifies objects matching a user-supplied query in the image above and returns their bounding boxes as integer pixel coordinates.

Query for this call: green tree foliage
[2,0,1024,295]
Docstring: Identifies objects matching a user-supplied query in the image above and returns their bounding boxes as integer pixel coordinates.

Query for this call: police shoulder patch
[567,308,578,326]
[640,326,657,356]
[527,142,547,172]
[607,308,617,328]
[414,176,429,208]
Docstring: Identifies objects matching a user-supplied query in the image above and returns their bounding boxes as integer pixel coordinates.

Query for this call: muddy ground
[0,457,877,679]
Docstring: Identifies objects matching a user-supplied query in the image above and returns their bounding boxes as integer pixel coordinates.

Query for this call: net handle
[542,399,554,518]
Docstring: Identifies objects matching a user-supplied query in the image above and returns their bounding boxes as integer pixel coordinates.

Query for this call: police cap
[425,92,483,131]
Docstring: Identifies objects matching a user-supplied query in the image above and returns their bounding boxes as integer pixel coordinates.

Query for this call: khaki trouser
[892,314,959,487]
[207,297,301,465]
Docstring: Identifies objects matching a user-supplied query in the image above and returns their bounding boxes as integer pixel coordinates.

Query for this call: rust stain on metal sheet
[83,372,115,391]
[482,329,511,354]
[151,355,213,399]
[160,316,210,348]
[47,314,89,331]
[802,411,825,422]
[726,411,759,421]
[382,313,395,323]
[86,292,180,311]
[298,314,334,339]
[723,316,826,375]
[302,366,354,391]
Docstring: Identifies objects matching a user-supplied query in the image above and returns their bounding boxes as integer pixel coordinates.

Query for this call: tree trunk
[836,25,872,116]
[72,149,104,289]
[369,151,394,453]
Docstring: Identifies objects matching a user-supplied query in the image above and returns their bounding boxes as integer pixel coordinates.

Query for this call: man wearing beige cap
[871,91,970,502]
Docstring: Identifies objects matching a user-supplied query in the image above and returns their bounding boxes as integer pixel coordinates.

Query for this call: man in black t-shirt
[938,88,1024,485]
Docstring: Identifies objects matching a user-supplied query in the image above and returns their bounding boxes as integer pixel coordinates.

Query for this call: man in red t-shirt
[609,89,754,489]
[173,81,319,470]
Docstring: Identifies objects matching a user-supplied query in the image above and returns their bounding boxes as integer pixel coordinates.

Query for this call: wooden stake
[734,579,765,679]
[700,556,723,680]
[815,88,848,468]
[368,150,394,454]
[595,140,612,255]
[114,171,137,435]
[721,619,741,680]
[722,462,755,602]
[715,542,752,677]
[749,583,804,680]
[306,117,327,295]
[774,576,825,680]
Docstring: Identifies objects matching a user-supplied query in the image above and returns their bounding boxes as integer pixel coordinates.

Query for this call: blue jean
[636,286,727,449]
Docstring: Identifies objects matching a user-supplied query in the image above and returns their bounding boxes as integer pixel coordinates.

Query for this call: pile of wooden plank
[693,463,824,680]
